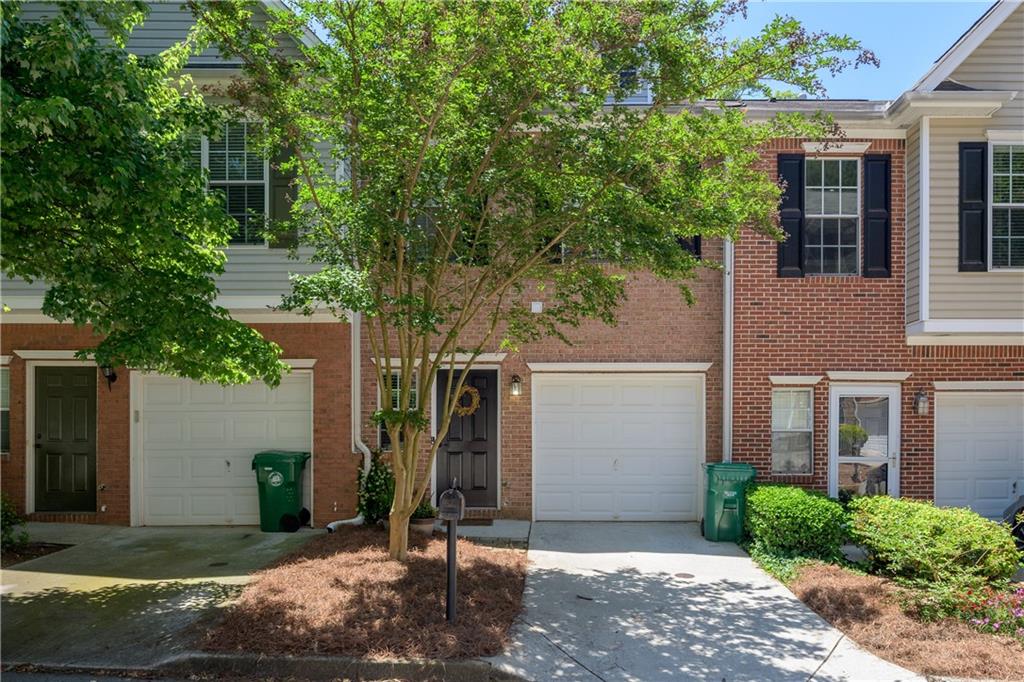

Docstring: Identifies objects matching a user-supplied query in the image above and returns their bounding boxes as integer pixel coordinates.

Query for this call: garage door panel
[534,374,703,521]
[140,374,312,525]
[935,392,1024,520]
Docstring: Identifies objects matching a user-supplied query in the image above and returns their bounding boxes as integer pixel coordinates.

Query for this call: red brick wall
[359,250,724,520]
[0,322,355,526]
[731,139,1024,498]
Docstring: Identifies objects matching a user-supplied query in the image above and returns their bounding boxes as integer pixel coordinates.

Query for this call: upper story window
[991,144,1024,269]
[803,158,859,275]
[188,122,269,246]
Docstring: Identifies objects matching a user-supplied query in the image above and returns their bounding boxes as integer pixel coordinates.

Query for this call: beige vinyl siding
[926,5,1024,320]
[945,3,1023,138]
[905,121,921,324]
[928,119,1024,319]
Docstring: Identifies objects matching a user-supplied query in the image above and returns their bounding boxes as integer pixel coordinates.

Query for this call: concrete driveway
[1,523,313,669]
[489,522,922,682]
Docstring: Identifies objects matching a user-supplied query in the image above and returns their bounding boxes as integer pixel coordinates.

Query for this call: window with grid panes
[991,144,1024,268]
[804,158,859,275]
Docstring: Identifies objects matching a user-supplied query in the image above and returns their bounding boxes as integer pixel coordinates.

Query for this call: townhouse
[1,1,1020,528]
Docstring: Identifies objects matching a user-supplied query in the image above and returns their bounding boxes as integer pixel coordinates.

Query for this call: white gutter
[722,238,734,462]
[326,312,373,531]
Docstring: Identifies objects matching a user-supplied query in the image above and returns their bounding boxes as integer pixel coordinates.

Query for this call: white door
[533,374,704,521]
[829,384,901,500]
[935,392,1024,519]
[138,373,312,525]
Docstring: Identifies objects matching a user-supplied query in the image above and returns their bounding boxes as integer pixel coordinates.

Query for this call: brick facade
[0,322,357,526]
[358,254,724,520]
[730,138,1024,499]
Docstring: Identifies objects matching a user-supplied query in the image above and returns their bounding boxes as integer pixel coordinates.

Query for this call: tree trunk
[388,508,410,561]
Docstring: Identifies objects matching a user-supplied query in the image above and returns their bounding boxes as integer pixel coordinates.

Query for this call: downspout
[722,238,734,462]
[326,311,373,531]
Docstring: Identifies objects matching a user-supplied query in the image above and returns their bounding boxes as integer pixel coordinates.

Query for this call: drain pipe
[326,311,373,532]
[722,238,734,462]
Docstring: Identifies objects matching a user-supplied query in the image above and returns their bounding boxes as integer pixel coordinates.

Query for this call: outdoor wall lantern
[913,388,929,416]
[510,374,523,397]
[100,365,118,391]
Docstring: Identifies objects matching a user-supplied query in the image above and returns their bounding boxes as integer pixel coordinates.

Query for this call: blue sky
[726,1,993,100]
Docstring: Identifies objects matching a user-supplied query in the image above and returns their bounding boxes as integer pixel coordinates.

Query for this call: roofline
[261,0,321,50]
[912,0,1019,92]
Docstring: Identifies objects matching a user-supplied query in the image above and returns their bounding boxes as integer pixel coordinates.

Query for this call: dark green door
[35,366,97,512]
[436,370,499,508]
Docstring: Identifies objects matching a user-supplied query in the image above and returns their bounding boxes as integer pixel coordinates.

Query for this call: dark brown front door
[35,366,97,512]
[436,369,498,508]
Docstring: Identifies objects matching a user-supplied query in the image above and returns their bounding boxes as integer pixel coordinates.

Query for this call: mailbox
[438,487,465,521]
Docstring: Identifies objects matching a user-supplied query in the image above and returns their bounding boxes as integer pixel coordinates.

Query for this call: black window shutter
[678,235,702,259]
[777,154,804,277]
[862,154,891,278]
[958,142,987,271]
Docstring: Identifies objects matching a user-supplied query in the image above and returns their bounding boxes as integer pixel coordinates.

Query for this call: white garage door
[533,374,703,521]
[139,373,312,525]
[935,392,1024,519]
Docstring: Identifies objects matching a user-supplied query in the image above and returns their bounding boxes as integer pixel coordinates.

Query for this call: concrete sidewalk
[488,522,923,682]
[1,523,313,669]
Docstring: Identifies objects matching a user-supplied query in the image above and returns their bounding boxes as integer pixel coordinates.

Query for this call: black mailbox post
[438,483,465,623]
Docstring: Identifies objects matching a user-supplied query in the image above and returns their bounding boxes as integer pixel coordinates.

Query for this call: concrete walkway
[489,522,923,682]
[1,523,313,669]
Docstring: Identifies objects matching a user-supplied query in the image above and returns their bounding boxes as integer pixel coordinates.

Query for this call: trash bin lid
[705,462,756,481]
[252,450,311,467]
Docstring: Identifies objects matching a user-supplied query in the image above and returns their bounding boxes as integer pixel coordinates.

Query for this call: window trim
[803,156,862,277]
[377,370,418,451]
[198,122,271,249]
[987,140,1024,271]
[770,387,814,475]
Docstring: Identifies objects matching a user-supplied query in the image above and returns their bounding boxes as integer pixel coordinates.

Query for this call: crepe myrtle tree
[189,0,875,560]
[0,0,286,385]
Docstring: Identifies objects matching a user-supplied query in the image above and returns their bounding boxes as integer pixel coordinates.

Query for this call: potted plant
[409,498,437,535]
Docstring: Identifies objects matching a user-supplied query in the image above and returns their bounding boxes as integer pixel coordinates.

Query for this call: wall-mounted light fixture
[510,374,523,397]
[913,388,929,416]
[100,365,118,391]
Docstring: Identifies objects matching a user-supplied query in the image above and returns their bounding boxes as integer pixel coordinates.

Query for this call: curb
[4,652,526,682]
[160,651,526,681]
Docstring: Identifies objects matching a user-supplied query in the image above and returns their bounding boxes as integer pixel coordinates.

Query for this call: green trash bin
[252,450,310,532]
[703,462,756,542]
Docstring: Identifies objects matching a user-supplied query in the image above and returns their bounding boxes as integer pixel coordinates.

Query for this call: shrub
[356,452,394,525]
[746,485,847,560]
[910,582,1024,643]
[1,494,29,550]
[848,496,1021,586]
[411,498,436,520]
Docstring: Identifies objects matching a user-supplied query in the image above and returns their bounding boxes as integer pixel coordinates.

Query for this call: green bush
[848,496,1021,586]
[746,485,847,560]
[1,494,29,550]
[411,497,436,520]
[356,452,394,525]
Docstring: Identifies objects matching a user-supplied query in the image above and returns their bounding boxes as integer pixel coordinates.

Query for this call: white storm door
[828,384,901,500]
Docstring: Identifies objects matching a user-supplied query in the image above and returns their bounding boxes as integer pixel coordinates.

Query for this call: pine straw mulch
[1,542,71,568]
[201,526,526,660]
[791,563,1024,680]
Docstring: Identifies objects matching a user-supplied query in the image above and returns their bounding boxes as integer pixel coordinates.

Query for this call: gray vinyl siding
[18,1,301,65]
[905,121,920,324]
[6,1,324,309]
[925,5,1024,320]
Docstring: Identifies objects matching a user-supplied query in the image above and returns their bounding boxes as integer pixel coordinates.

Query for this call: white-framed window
[990,143,1024,269]
[188,121,270,246]
[771,388,814,474]
[1,368,9,454]
[804,158,860,275]
[379,371,417,450]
